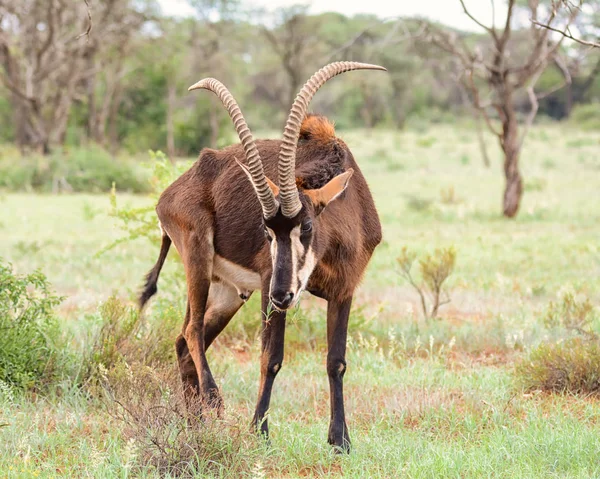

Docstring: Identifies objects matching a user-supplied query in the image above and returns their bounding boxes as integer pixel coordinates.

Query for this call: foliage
[0,145,150,193]
[100,150,191,255]
[84,296,182,385]
[516,337,600,395]
[569,103,600,130]
[544,292,598,340]
[0,260,69,390]
[397,246,456,319]
[99,360,265,477]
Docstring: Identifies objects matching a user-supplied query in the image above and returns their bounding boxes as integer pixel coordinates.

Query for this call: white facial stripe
[297,248,316,293]
[266,227,277,267]
[267,226,277,295]
[290,225,316,302]
[290,225,301,292]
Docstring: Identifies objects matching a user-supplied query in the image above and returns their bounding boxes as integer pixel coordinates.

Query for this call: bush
[101,151,191,255]
[99,360,265,477]
[0,260,71,390]
[397,246,457,319]
[516,338,600,395]
[0,145,150,193]
[83,296,182,384]
[544,292,598,340]
[569,103,600,131]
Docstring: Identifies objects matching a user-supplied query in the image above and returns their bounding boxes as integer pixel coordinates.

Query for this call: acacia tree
[0,0,150,153]
[423,0,580,217]
[261,6,319,108]
[0,0,92,152]
[84,1,151,150]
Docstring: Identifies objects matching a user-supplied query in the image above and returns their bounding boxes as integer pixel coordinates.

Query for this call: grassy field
[1,123,599,478]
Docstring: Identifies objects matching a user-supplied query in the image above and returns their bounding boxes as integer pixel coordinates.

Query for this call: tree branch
[459,0,498,41]
[531,19,599,48]
[75,0,93,41]
[465,69,503,138]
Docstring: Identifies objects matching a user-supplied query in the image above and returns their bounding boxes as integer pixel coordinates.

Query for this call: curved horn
[188,78,279,219]
[278,61,387,218]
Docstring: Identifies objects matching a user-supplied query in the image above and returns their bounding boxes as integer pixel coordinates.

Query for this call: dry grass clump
[516,294,600,396]
[516,338,600,395]
[83,296,180,383]
[99,360,265,478]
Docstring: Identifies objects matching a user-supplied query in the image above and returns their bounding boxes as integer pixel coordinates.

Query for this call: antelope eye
[301,221,313,234]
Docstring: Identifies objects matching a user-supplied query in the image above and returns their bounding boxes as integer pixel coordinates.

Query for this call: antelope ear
[303,168,354,213]
[235,158,279,196]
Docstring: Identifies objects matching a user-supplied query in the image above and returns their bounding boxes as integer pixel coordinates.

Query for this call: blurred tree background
[0,1,598,202]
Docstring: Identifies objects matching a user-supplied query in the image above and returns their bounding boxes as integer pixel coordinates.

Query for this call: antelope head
[189,62,386,310]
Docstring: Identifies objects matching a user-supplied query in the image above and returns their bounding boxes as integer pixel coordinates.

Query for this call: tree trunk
[390,82,407,129]
[166,80,176,161]
[107,83,123,155]
[85,49,98,141]
[500,109,522,218]
[564,80,573,118]
[474,110,491,168]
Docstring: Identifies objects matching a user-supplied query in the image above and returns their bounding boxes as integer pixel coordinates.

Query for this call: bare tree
[422,0,580,217]
[0,1,93,152]
[84,2,150,150]
[0,0,149,153]
[262,6,317,108]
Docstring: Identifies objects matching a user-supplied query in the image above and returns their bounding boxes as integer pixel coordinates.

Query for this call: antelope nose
[270,291,294,310]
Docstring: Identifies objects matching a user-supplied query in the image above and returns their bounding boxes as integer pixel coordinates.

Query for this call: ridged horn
[278,61,387,218]
[189,78,279,219]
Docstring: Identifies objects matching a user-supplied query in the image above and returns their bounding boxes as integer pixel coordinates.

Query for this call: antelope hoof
[328,425,351,454]
[190,388,223,421]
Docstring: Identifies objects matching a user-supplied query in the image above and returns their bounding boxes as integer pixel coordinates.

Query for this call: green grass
[1,122,600,477]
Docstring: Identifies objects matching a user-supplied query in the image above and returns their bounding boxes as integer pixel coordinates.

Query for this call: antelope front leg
[252,287,286,438]
[326,296,352,452]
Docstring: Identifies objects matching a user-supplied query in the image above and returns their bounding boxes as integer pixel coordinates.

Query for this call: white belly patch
[212,255,262,297]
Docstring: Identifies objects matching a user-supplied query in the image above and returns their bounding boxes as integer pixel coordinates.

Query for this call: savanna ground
[1,123,600,478]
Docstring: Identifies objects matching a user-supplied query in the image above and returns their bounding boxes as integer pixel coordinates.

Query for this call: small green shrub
[83,296,182,383]
[516,338,600,395]
[544,292,598,340]
[85,297,143,378]
[397,246,457,319]
[0,260,70,389]
[100,151,191,255]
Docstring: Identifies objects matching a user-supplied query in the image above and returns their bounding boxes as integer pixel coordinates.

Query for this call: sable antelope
[139,62,385,452]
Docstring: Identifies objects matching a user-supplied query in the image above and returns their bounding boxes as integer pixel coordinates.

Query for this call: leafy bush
[516,338,600,395]
[544,292,598,340]
[83,296,182,383]
[516,294,600,396]
[0,145,150,193]
[0,260,70,389]
[569,103,600,131]
[397,246,457,319]
[101,151,191,255]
